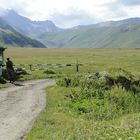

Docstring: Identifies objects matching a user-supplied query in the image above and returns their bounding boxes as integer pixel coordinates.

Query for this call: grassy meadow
[2,48,140,139]
[4,48,140,73]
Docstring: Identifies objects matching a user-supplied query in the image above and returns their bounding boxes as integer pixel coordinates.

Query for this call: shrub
[57,77,71,87]
[59,70,140,121]
[66,86,140,120]
[0,76,6,84]
[57,75,83,87]
[44,69,56,74]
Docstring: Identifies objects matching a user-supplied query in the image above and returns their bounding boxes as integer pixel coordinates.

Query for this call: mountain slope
[73,17,140,29]
[1,10,140,48]
[1,10,61,37]
[0,18,46,48]
[39,23,140,48]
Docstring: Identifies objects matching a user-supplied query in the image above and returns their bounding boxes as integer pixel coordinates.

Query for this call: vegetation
[1,48,139,81]
[0,77,7,88]
[6,48,136,140]
[56,70,140,120]
[44,69,56,75]
[26,85,140,140]
[1,48,140,139]
[4,48,140,72]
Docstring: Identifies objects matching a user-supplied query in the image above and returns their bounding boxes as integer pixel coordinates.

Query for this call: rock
[15,68,28,75]
[115,76,131,90]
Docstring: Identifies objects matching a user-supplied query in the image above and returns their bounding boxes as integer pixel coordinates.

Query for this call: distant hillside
[1,10,61,38]
[73,17,140,29]
[36,23,140,48]
[1,10,140,48]
[0,18,46,48]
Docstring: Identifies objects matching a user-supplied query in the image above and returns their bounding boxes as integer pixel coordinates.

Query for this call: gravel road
[0,79,55,140]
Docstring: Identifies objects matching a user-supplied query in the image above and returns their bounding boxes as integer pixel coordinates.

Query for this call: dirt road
[0,79,55,140]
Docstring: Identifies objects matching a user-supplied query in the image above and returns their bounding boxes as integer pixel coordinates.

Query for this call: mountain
[36,23,140,48]
[0,18,46,48]
[1,10,61,38]
[37,17,140,48]
[34,17,140,48]
[72,17,140,29]
[1,10,140,48]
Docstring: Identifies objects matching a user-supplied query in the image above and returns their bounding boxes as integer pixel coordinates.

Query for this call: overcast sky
[0,0,140,28]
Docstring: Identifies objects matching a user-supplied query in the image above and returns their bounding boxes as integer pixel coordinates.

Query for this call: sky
[0,0,140,28]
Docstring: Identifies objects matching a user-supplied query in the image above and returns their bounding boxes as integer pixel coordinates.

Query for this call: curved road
[0,79,55,140]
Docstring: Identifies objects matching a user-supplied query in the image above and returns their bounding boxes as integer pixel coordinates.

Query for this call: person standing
[6,58,15,83]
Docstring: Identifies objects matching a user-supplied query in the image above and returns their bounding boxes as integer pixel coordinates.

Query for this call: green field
[3,48,140,139]
[5,48,140,72]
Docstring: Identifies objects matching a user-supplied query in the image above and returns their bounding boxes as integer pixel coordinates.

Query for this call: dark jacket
[6,60,14,71]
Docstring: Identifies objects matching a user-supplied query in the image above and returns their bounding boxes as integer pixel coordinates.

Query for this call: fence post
[29,64,32,71]
[76,60,79,73]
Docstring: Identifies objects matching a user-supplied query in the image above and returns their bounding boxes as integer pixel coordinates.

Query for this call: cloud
[0,0,29,16]
[0,0,115,19]
[100,0,140,22]
[102,2,128,20]
[118,0,140,6]
[0,0,140,27]
[50,9,101,28]
[0,0,113,27]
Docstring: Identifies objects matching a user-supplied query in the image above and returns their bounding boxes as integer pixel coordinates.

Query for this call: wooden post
[29,64,32,71]
[76,60,79,73]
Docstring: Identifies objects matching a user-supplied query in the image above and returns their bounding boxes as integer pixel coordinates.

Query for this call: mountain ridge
[1,10,61,37]
[0,17,46,48]
[1,10,140,48]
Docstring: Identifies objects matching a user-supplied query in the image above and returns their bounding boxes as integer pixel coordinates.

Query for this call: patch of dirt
[0,79,55,140]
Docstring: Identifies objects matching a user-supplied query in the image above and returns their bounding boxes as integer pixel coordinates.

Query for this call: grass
[0,83,8,89]
[26,86,140,140]
[1,48,140,139]
[0,77,7,88]
[4,48,140,72]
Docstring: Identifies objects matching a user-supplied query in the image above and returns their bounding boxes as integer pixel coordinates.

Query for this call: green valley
[37,23,140,48]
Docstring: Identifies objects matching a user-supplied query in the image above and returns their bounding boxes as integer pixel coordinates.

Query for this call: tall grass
[26,85,140,140]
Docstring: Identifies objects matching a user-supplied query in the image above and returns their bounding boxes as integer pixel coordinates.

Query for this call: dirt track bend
[0,79,55,140]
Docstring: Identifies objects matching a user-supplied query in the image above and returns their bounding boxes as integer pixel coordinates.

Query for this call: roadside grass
[0,77,8,88]
[0,83,8,89]
[18,70,50,81]
[26,86,140,140]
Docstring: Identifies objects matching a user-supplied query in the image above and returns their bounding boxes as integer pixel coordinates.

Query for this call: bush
[44,69,56,74]
[66,86,140,120]
[57,75,82,87]
[57,77,71,87]
[58,69,140,121]
[0,76,6,84]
